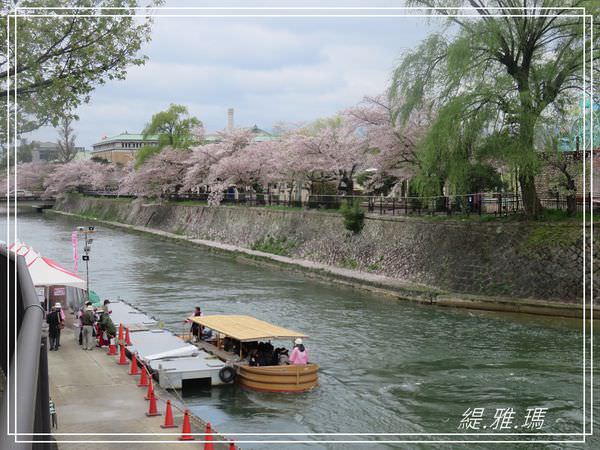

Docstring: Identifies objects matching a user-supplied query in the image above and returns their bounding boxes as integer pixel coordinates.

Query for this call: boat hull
[238,363,319,393]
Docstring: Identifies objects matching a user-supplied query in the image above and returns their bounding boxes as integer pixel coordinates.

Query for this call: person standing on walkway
[76,301,92,345]
[49,398,57,429]
[81,305,96,351]
[46,305,61,351]
[54,303,65,348]
[98,305,116,347]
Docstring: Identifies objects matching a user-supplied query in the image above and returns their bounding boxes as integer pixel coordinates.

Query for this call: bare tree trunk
[566,177,577,216]
[519,173,543,217]
[57,115,78,162]
[517,111,543,217]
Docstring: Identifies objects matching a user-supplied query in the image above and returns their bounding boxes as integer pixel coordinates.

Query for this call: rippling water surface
[5,211,597,448]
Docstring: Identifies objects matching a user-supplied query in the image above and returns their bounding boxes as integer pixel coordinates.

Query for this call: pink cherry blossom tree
[281,116,369,195]
[208,140,280,189]
[182,129,255,194]
[88,162,126,192]
[2,162,57,195]
[43,160,122,197]
[344,94,429,193]
[119,148,192,198]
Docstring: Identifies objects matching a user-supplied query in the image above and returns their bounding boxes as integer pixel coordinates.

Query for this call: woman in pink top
[288,338,309,365]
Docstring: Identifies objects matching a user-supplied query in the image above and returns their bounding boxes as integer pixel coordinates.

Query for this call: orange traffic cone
[118,323,123,342]
[125,327,132,346]
[145,391,161,417]
[178,409,195,441]
[117,344,128,365]
[160,400,177,428]
[138,366,149,387]
[106,337,117,355]
[203,422,214,450]
[145,378,154,400]
[129,352,139,375]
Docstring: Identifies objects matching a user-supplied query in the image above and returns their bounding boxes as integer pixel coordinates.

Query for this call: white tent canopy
[9,242,86,289]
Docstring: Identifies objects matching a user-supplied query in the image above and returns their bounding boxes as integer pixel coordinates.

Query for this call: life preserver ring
[219,366,236,383]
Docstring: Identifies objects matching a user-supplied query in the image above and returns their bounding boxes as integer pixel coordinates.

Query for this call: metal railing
[83,190,595,216]
[0,247,51,449]
[0,195,50,203]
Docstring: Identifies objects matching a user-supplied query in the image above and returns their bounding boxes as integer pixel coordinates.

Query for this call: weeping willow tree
[391,0,598,216]
[411,96,501,196]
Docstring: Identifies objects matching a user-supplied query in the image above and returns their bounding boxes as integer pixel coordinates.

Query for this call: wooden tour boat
[188,315,319,393]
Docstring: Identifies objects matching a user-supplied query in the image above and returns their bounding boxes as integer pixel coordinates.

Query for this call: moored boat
[188,314,319,393]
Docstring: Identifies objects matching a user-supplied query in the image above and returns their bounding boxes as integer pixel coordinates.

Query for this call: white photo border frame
[3,4,595,445]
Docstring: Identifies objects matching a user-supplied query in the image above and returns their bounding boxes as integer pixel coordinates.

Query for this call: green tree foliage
[142,104,202,150]
[340,199,365,234]
[134,144,161,168]
[0,0,160,147]
[391,0,598,216]
[536,102,583,216]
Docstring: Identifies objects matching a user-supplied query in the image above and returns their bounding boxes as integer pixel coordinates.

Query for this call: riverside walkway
[48,323,233,449]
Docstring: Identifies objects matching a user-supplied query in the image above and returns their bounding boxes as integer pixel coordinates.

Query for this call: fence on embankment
[83,190,595,217]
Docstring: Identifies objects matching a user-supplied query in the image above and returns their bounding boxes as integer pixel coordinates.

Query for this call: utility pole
[77,226,95,302]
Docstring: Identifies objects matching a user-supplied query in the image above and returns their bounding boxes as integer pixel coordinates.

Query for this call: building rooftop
[250,125,278,141]
[203,126,278,144]
[34,141,59,149]
[93,133,160,146]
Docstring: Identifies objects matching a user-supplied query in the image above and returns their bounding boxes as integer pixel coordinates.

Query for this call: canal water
[4,212,597,448]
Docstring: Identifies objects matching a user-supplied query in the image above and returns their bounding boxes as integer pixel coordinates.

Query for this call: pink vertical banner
[71,231,78,272]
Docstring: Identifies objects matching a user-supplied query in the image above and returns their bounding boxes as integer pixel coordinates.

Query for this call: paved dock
[48,323,233,448]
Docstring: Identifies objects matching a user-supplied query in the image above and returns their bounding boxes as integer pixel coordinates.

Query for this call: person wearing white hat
[52,303,65,348]
[288,337,309,365]
[81,305,96,350]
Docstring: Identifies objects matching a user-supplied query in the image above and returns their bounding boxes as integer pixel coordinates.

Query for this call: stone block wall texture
[57,195,598,302]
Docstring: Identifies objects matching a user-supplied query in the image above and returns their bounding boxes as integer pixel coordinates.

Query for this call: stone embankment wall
[56,195,597,302]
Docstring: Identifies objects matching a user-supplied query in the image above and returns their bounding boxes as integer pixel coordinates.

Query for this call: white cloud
[27,16,437,147]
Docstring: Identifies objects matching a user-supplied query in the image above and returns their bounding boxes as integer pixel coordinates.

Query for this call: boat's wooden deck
[192,339,242,365]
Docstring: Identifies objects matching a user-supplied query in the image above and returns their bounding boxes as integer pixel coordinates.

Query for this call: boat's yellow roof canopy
[189,315,307,342]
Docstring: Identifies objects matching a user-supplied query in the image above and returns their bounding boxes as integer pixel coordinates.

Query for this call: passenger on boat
[248,349,260,367]
[223,337,234,352]
[256,342,274,366]
[186,306,203,342]
[288,338,309,365]
[274,347,289,365]
[201,327,213,340]
[224,337,241,355]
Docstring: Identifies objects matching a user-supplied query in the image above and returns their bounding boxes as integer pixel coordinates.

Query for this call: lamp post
[77,226,96,302]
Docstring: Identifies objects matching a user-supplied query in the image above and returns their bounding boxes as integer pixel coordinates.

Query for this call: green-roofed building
[203,125,279,144]
[91,132,160,165]
[249,125,278,142]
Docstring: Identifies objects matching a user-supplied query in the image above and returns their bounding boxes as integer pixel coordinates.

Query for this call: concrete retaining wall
[56,195,597,303]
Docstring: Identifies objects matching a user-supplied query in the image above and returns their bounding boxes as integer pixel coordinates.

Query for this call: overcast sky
[28,2,440,149]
